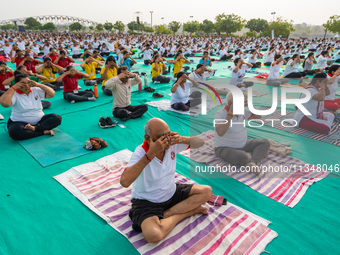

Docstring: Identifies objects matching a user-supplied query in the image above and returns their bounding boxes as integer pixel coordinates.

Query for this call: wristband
[320,88,325,91]
[145,154,151,161]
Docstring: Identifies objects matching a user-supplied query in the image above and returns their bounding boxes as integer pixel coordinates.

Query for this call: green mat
[17,128,92,167]
[1,54,340,255]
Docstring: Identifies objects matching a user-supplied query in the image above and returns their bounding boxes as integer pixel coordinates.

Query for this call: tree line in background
[1,15,340,38]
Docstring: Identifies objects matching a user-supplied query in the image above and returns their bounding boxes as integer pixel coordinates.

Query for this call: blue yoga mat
[17,128,92,167]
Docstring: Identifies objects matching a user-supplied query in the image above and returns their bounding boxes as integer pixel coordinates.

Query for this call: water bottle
[144,74,148,87]
[94,84,99,98]
[138,82,142,92]
[168,65,171,73]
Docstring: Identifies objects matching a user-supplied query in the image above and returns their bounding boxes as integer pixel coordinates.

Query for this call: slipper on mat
[152,93,164,98]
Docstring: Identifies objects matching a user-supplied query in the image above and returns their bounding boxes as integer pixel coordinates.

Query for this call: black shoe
[99,117,109,128]
[105,117,115,127]
[153,93,164,98]
[141,72,146,76]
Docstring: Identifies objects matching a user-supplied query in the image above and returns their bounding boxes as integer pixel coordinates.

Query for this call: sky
[1,0,336,26]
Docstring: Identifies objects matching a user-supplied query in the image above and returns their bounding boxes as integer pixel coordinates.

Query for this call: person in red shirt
[19,54,43,74]
[56,65,95,103]
[11,49,25,67]
[0,61,14,96]
[54,50,75,71]
[47,48,59,63]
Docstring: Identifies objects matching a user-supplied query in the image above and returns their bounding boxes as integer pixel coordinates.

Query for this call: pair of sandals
[84,137,108,150]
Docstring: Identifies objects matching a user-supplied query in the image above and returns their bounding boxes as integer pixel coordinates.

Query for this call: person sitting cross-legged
[0,73,61,140]
[104,66,148,121]
[214,92,270,174]
[80,53,103,85]
[121,118,212,243]
[57,65,96,103]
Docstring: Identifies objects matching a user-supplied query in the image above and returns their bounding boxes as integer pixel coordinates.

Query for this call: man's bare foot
[43,130,55,136]
[164,206,209,219]
[24,124,35,131]
[191,206,209,216]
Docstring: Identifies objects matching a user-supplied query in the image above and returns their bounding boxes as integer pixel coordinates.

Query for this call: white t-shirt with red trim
[214,107,253,149]
[126,141,189,203]
[10,87,46,125]
[325,74,340,101]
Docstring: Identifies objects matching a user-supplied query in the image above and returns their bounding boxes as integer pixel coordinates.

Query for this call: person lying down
[120,118,212,243]
[214,92,270,174]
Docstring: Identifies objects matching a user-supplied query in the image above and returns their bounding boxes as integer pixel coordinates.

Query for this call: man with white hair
[120,118,212,243]
[214,92,270,173]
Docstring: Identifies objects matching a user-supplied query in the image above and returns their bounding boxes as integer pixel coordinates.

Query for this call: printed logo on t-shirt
[35,95,38,100]
[171,151,175,160]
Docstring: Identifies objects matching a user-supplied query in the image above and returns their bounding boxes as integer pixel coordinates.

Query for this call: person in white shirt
[171,72,200,111]
[294,72,334,134]
[324,65,340,111]
[283,54,307,78]
[266,55,289,86]
[264,47,276,66]
[0,73,61,140]
[188,63,214,83]
[316,51,331,72]
[214,92,268,173]
[70,42,81,58]
[334,50,340,63]
[121,118,211,241]
[302,52,321,75]
[218,45,232,61]
[230,58,253,91]
[1,41,13,58]
[141,44,154,65]
[248,49,261,68]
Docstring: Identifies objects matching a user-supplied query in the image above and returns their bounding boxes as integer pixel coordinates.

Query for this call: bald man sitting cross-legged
[120,118,212,243]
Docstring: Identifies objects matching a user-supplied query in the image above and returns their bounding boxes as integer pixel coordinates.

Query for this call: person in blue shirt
[198,51,212,68]
[120,51,137,72]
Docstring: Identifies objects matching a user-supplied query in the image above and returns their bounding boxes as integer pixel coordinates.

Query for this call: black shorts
[129,184,193,232]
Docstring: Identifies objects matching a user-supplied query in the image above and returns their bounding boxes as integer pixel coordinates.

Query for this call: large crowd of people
[1,30,340,242]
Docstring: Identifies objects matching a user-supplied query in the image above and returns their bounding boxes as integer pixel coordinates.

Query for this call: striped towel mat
[261,109,340,147]
[54,149,277,255]
[180,131,329,208]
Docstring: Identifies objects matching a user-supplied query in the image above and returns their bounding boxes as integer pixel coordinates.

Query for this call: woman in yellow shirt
[36,57,65,91]
[80,53,103,85]
[151,56,170,83]
[167,52,190,77]
[100,56,119,96]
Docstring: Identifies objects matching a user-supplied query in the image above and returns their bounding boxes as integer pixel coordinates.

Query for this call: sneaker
[0,114,3,120]
[99,117,109,128]
[88,97,96,101]
[105,117,116,127]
